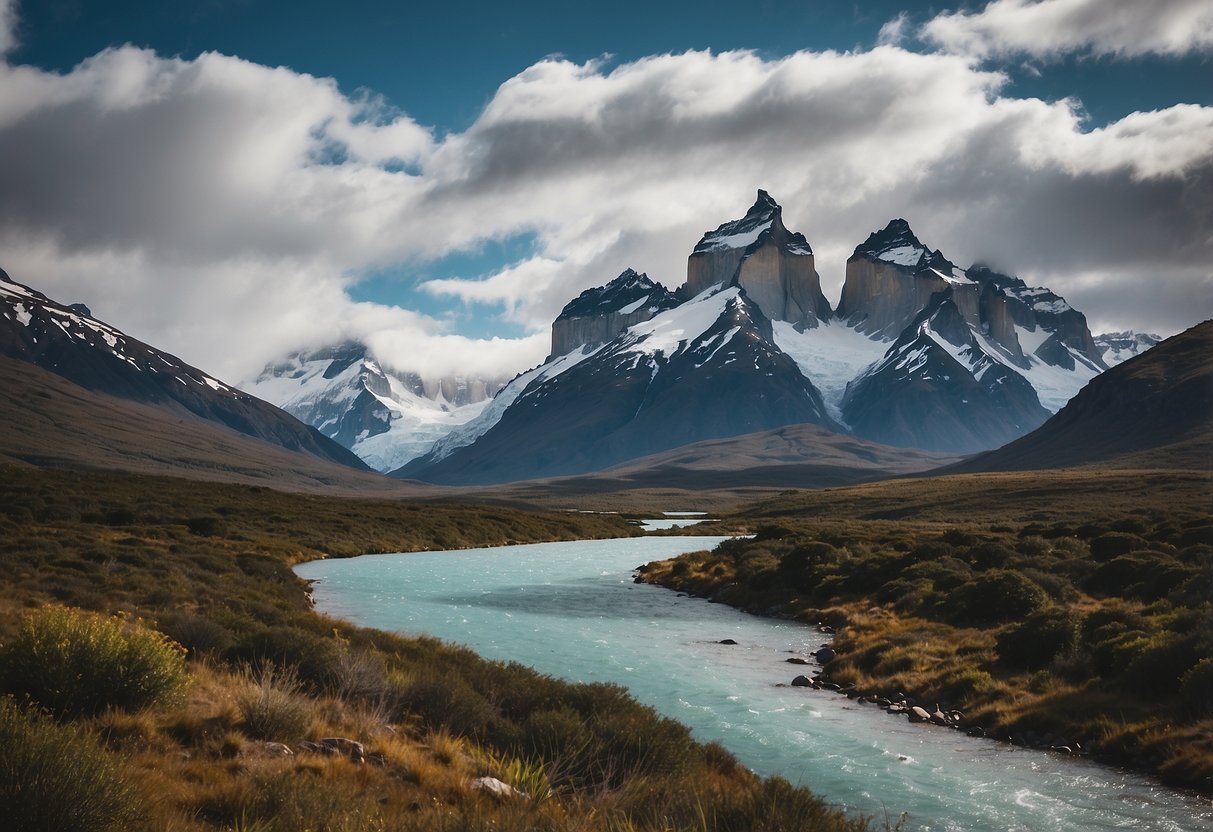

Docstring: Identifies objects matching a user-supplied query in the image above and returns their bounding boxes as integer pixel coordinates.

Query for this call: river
[295,535,1210,831]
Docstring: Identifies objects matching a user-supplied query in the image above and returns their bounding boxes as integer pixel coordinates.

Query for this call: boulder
[471,776,528,800]
[261,742,293,757]
[814,646,835,664]
[313,737,366,763]
[719,638,739,645]
[786,657,811,665]
[909,706,932,723]
[791,675,813,687]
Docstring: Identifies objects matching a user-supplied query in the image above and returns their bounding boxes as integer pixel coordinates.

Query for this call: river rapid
[295,535,1210,831]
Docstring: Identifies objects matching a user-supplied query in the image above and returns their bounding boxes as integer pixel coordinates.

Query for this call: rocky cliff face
[685,191,831,328]
[549,269,678,358]
[837,219,980,339]
[968,266,1105,372]
[841,290,1050,453]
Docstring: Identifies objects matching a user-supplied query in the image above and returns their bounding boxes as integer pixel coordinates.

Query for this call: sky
[1,0,1211,384]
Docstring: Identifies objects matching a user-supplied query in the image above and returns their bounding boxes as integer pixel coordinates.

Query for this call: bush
[1179,659,1213,716]
[0,697,141,832]
[235,665,311,741]
[0,606,187,718]
[1089,533,1145,562]
[954,570,1051,625]
[997,609,1079,670]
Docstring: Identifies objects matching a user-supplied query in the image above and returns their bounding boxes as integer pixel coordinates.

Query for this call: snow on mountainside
[0,269,367,470]
[244,343,500,472]
[397,285,838,484]
[692,189,812,256]
[418,344,600,465]
[1095,331,1162,366]
[771,320,887,424]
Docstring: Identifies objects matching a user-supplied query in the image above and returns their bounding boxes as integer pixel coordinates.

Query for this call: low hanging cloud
[0,0,1210,388]
[921,0,1213,60]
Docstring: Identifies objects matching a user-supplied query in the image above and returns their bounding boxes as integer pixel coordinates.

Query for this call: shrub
[997,609,1079,670]
[0,606,188,718]
[235,665,311,741]
[1179,659,1213,716]
[953,570,1051,625]
[0,697,141,832]
[1089,533,1144,562]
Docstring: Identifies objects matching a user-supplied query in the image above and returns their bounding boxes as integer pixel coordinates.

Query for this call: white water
[296,536,1210,831]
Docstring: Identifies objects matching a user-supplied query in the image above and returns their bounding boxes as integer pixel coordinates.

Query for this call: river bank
[298,535,1211,829]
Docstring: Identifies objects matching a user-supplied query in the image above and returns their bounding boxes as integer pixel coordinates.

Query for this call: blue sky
[1,0,1211,380]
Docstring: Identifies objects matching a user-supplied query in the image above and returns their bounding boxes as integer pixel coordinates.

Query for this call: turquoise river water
[295,536,1210,831]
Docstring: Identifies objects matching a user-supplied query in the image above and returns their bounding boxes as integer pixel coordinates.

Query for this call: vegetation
[0,465,869,831]
[639,470,1213,793]
[0,606,188,718]
[0,697,142,832]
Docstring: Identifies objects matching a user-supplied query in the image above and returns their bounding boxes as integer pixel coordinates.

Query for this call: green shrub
[997,609,1079,670]
[0,606,187,718]
[953,570,1051,625]
[0,697,141,832]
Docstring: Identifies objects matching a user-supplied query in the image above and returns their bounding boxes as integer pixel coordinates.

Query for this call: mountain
[825,222,1106,450]
[0,356,411,493]
[685,190,832,329]
[0,270,368,471]
[840,290,1051,452]
[243,342,501,472]
[397,285,840,484]
[399,192,1127,481]
[947,320,1213,472]
[549,269,679,358]
[1094,331,1162,367]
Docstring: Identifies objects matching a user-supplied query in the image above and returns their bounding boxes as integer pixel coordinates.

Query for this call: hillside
[0,356,412,495]
[948,320,1213,473]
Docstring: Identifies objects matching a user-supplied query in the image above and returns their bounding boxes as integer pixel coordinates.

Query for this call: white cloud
[0,8,1209,391]
[877,12,910,47]
[922,0,1213,60]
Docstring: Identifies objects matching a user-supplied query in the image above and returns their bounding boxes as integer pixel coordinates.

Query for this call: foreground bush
[0,605,187,718]
[0,697,141,832]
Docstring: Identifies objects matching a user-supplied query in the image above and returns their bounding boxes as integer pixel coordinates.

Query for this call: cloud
[0,12,1209,393]
[922,0,1213,60]
[0,0,15,57]
[877,12,910,47]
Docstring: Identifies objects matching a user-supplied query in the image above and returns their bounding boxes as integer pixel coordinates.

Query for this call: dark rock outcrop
[550,269,679,358]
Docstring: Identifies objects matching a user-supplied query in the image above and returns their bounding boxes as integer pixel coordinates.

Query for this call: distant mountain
[243,342,501,472]
[0,269,367,471]
[0,355,406,493]
[947,320,1213,472]
[396,284,839,484]
[686,189,832,329]
[549,269,679,358]
[397,191,1129,482]
[1094,331,1162,367]
[841,290,1051,452]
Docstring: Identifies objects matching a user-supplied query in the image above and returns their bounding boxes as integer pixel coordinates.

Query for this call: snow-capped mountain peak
[691,189,795,255]
[1094,331,1162,366]
[549,268,680,358]
[243,342,503,472]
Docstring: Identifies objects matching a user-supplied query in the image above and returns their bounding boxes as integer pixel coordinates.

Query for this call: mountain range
[394,191,1124,484]
[0,191,1179,492]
